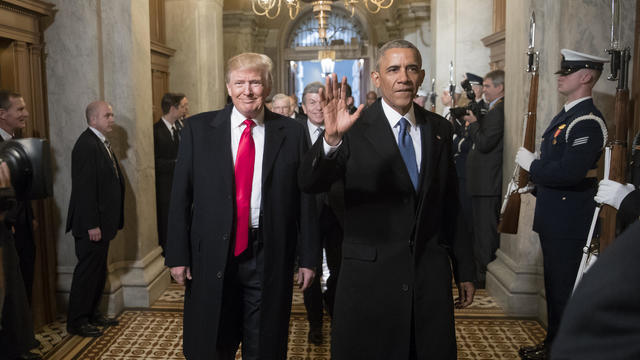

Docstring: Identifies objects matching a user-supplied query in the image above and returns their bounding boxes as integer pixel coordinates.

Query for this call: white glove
[518,182,536,194]
[594,179,636,210]
[515,147,539,172]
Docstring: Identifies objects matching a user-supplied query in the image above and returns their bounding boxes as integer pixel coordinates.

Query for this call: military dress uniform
[529,97,606,346]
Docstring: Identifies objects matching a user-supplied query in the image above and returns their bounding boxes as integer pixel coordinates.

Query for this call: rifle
[599,0,631,252]
[428,78,437,112]
[449,61,456,108]
[497,12,539,234]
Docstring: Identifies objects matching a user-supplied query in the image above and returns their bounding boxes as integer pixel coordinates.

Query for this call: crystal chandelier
[251,0,394,20]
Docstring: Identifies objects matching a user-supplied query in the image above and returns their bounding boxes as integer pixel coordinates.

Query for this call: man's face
[302,93,323,126]
[482,78,503,103]
[441,90,452,106]
[226,67,270,119]
[272,98,292,117]
[91,103,115,134]
[178,97,189,118]
[372,48,425,114]
[472,84,484,100]
[366,92,377,105]
[0,96,29,132]
[557,69,591,96]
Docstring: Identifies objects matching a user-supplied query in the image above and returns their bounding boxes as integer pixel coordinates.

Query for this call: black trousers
[303,205,342,327]
[217,229,264,360]
[470,195,501,283]
[13,222,35,304]
[0,226,35,358]
[67,235,110,328]
[540,234,584,345]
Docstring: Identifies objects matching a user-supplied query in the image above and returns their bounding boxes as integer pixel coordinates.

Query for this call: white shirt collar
[161,117,176,132]
[0,128,12,141]
[380,97,416,129]
[89,126,106,142]
[489,95,504,109]
[564,96,591,112]
[231,106,265,128]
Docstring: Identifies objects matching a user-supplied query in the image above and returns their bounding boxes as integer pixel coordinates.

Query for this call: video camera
[0,138,53,201]
[449,79,483,120]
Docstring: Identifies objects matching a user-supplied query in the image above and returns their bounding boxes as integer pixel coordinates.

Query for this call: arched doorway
[282,6,372,106]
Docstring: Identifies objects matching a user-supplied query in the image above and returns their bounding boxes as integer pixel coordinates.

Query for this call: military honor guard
[515,49,610,360]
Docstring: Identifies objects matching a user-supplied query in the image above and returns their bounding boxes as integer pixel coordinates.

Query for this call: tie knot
[398,117,409,133]
[243,119,255,128]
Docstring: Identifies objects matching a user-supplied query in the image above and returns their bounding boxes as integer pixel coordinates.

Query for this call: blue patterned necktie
[397,117,419,191]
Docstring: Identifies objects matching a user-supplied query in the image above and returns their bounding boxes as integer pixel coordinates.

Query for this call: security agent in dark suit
[462,70,504,288]
[66,101,124,338]
[297,81,344,346]
[516,49,609,360]
[300,39,475,359]
[165,53,319,360]
[154,92,186,255]
[0,91,36,305]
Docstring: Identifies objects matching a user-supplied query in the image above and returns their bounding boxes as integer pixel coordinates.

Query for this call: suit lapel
[262,109,286,185]
[363,102,416,193]
[209,106,234,194]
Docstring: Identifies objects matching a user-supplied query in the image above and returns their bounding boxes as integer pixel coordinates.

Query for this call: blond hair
[225,53,273,89]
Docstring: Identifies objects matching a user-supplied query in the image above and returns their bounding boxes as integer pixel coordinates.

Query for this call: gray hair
[376,39,422,72]
[484,70,504,88]
[272,93,290,103]
[302,82,325,104]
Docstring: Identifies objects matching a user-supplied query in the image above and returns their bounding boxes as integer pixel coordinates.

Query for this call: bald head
[86,101,114,134]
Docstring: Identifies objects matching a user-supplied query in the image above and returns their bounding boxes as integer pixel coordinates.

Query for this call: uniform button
[562,196,566,200]
[216,271,223,279]
[402,284,409,291]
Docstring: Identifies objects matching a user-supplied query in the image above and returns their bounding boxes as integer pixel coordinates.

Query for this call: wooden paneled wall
[0,0,56,328]
[149,0,174,123]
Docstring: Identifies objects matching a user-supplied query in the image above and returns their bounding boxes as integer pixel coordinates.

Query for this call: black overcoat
[165,105,319,360]
[299,100,474,359]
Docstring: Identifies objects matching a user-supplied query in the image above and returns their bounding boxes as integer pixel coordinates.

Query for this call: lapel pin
[436,135,441,140]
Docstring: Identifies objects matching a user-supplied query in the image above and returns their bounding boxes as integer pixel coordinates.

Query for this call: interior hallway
[35,282,545,359]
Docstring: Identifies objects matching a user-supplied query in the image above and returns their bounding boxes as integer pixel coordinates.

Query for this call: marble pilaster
[166,0,226,114]
[490,0,636,321]
[45,0,169,316]
[393,2,433,90]
[431,0,492,115]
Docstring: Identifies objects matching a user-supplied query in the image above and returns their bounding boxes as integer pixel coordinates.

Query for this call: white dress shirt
[306,120,324,145]
[88,126,113,156]
[0,128,12,141]
[381,98,422,171]
[161,117,177,137]
[230,106,265,228]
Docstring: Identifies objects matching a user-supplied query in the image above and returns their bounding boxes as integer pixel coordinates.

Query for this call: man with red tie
[165,52,319,360]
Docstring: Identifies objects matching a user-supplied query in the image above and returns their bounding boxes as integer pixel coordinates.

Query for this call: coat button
[402,284,409,291]
[216,271,223,279]
[562,196,566,200]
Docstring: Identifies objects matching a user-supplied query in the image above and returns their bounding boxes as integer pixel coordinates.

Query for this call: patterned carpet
[36,283,546,359]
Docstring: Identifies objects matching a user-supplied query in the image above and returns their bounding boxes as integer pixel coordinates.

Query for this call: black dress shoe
[67,323,103,337]
[519,341,546,356]
[308,326,323,346]
[520,348,548,360]
[89,315,119,327]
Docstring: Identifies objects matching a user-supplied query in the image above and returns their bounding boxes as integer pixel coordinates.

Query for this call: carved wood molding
[481,30,505,70]
[151,40,176,57]
[1,0,53,17]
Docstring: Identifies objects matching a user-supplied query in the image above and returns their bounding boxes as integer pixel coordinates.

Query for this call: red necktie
[234,119,256,256]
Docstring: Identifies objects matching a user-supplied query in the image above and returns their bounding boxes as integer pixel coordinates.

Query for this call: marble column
[431,0,492,114]
[166,0,226,114]
[393,2,433,89]
[45,0,169,316]
[490,0,636,322]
